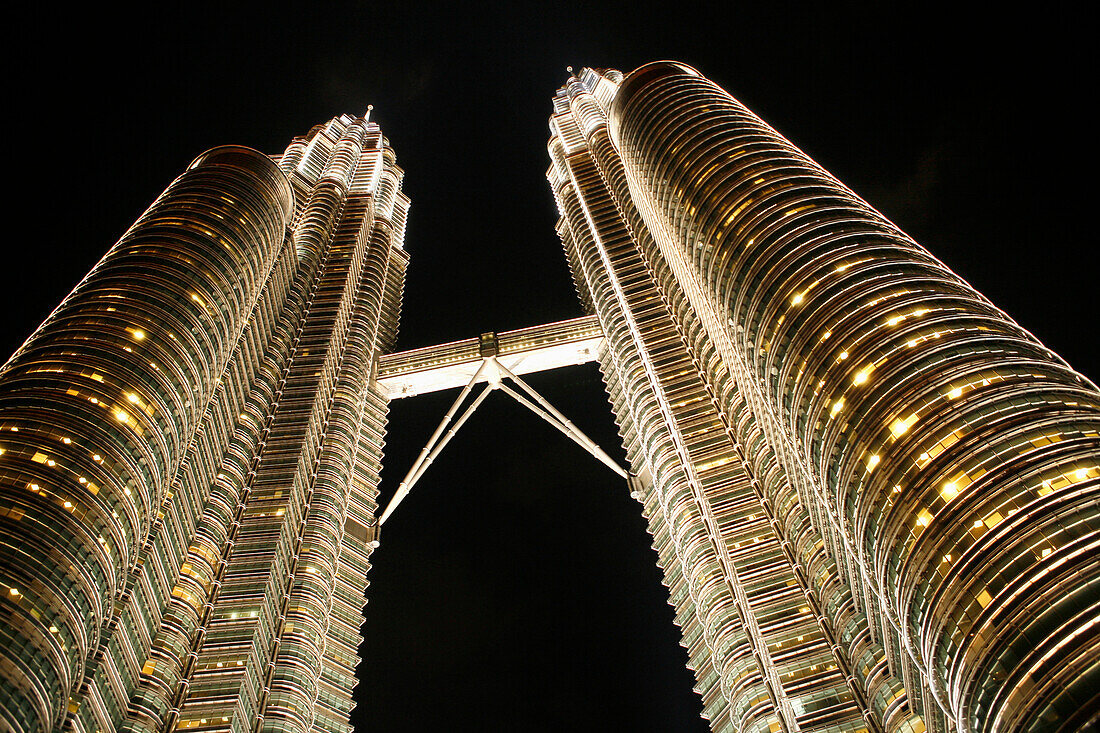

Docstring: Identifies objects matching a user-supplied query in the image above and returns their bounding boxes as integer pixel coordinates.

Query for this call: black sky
[4,3,1094,731]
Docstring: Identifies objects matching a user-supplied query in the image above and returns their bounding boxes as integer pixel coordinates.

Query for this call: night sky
[4,4,1094,731]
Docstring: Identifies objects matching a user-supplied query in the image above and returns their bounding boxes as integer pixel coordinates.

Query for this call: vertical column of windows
[552,106,791,731]
[574,77,896,732]
[175,123,367,730]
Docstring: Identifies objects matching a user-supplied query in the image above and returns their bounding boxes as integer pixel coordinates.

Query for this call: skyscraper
[0,114,409,733]
[547,63,1099,732]
[0,60,1097,733]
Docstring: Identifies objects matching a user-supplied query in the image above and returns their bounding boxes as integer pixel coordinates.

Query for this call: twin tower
[1,63,1096,733]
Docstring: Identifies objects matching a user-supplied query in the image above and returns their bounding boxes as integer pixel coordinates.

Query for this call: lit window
[890,414,918,437]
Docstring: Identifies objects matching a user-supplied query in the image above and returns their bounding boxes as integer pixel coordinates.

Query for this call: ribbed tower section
[549,64,1100,733]
[0,114,409,733]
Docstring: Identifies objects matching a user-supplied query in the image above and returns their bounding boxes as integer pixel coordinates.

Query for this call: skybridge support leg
[495,362,628,478]
[377,355,629,528]
[495,381,628,479]
[378,360,490,525]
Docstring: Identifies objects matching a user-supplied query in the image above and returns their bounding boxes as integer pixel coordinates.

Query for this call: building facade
[1,62,1098,733]
[0,115,409,733]
[547,63,1100,732]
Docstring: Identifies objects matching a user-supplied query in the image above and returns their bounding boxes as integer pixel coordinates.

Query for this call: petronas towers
[1,63,1097,733]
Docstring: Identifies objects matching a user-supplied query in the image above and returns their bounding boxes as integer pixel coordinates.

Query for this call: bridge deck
[376,315,603,399]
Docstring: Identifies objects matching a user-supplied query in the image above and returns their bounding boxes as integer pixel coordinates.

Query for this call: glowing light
[839,351,849,360]
[791,293,804,306]
[866,454,880,470]
[1075,468,1089,480]
[127,393,140,404]
[941,482,959,502]
[115,410,129,423]
[62,437,71,444]
[948,387,963,399]
[853,366,872,385]
[890,414,917,437]
[9,588,19,596]
[132,330,145,340]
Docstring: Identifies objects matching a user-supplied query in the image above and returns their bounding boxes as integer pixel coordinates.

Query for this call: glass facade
[548,64,1100,732]
[0,115,408,733]
[1,62,1097,733]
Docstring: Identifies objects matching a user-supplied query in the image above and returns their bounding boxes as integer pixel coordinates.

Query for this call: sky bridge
[373,314,635,526]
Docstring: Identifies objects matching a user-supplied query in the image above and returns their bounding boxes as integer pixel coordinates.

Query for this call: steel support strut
[378,360,490,525]
[376,356,629,528]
